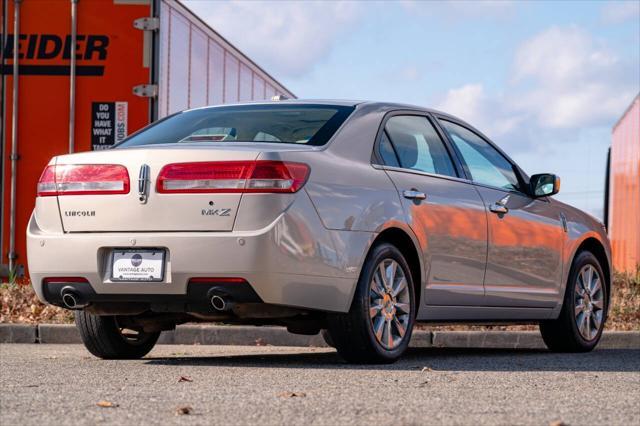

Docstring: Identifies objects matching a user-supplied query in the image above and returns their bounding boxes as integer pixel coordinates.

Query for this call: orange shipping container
[608,94,640,274]
[0,0,294,277]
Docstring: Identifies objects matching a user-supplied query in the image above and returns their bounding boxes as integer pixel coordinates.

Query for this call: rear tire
[75,311,160,359]
[326,243,416,364]
[540,251,608,352]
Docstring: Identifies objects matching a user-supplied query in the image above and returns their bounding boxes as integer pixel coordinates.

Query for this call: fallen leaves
[0,282,74,324]
[178,376,193,383]
[175,406,193,415]
[278,391,307,398]
[421,366,433,372]
[96,401,119,408]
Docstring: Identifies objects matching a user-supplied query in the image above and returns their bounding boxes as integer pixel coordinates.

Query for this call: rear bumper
[42,279,262,313]
[26,194,373,313]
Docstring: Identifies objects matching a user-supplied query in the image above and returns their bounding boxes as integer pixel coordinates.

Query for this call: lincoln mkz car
[27,101,611,363]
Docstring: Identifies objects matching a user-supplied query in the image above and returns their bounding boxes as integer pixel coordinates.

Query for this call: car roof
[187,99,459,119]
[256,99,456,116]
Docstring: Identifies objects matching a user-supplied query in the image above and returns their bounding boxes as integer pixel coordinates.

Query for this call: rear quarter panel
[301,103,406,233]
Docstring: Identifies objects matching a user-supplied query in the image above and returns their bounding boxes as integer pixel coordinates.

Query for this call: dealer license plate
[110,249,165,282]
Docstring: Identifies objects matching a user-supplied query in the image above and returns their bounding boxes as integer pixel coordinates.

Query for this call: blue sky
[184,0,640,219]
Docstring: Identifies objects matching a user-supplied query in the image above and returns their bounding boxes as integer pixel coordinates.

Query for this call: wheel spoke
[391,277,407,298]
[578,273,588,293]
[372,274,385,297]
[592,299,604,310]
[585,267,594,290]
[373,316,385,341]
[395,302,410,314]
[577,313,587,336]
[385,319,393,348]
[592,312,603,331]
[393,317,406,338]
[387,261,397,288]
[590,278,602,298]
[378,263,389,290]
[369,302,383,319]
[586,314,593,338]
[574,302,585,317]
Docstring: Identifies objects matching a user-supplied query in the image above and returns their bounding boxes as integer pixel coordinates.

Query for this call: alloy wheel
[574,264,604,341]
[368,258,411,350]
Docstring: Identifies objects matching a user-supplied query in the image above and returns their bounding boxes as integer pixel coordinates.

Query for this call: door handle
[489,195,510,214]
[489,203,508,214]
[402,189,427,200]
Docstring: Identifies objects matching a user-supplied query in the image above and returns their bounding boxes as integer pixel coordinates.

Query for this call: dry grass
[2,268,639,330]
[607,267,640,330]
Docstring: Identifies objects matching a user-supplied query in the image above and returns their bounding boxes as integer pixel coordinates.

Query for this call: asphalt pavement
[1,344,638,426]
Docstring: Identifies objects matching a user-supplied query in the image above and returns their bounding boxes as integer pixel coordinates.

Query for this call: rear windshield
[117,104,355,148]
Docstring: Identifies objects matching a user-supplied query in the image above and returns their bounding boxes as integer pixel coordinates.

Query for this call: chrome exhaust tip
[60,287,88,309]
[210,295,227,311]
[62,292,79,309]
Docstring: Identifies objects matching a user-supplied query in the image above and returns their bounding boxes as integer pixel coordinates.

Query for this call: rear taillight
[37,164,130,196]
[156,161,310,194]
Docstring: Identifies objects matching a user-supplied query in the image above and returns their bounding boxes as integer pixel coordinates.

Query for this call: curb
[1,323,639,349]
[0,324,37,344]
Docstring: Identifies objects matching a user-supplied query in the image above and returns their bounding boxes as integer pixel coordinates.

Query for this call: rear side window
[380,115,457,178]
[117,104,355,147]
[379,132,400,168]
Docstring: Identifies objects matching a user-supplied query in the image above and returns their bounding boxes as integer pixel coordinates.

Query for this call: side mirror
[530,173,560,197]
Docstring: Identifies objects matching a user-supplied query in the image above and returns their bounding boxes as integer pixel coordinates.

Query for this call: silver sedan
[27,101,611,363]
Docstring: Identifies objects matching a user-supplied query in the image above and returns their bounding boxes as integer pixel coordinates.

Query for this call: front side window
[117,104,355,148]
[440,120,520,191]
[379,115,457,178]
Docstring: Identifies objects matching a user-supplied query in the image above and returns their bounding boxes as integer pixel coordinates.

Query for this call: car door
[438,119,564,308]
[374,113,488,306]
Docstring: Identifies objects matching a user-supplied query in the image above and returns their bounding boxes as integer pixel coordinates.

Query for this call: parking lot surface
[1,344,639,425]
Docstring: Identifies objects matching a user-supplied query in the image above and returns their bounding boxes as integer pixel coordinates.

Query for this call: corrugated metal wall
[609,94,640,273]
[157,0,295,118]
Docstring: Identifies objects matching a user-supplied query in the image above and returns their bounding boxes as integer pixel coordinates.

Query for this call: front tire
[326,243,416,364]
[75,311,160,359]
[540,251,608,352]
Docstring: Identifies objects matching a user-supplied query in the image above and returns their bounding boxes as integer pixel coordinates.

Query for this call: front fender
[553,205,612,316]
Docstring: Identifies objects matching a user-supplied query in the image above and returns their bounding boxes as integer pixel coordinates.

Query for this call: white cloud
[437,84,487,126]
[182,0,361,78]
[437,26,638,140]
[436,84,523,138]
[512,26,636,128]
[601,1,640,24]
